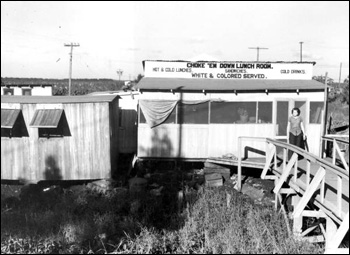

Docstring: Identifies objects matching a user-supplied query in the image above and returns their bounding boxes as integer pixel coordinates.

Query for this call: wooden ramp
[207,157,266,169]
[213,136,349,254]
[272,158,349,218]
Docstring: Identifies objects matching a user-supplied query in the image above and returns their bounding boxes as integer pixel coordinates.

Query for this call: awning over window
[139,99,216,128]
[1,109,21,128]
[30,109,64,128]
[136,78,326,91]
[139,100,178,128]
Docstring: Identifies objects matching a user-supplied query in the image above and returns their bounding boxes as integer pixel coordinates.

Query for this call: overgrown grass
[1,183,324,254]
[113,187,324,254]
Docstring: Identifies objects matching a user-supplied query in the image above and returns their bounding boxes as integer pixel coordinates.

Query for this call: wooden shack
[88,91,139,154]
[136,60,327,161]
[1,95,120,182]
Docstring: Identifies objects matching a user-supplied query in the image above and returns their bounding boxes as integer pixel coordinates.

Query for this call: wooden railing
[237,136,269,191]
[237,136,349,253]
[264,139,348,220]
[321,135,349,171]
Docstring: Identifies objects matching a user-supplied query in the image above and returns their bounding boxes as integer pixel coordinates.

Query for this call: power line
[64,43,80,95]
[248,47,268,61]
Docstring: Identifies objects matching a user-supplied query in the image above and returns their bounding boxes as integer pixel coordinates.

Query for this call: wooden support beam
[292,195,303,236]
[273,153,298,194]
[320,222,326,238]
[293,167,326,218]
[327,212,349,250]
[274,178,279,210]
[326,216,338,250]
[294,159,298,183]
[261,146,276,179]
[278,193,292,237]
[279,188,296,194]
[301,225,318,237]
[334,142,349,171]
[306,160,311,187]
[264,175,277,180]
[303,235,325,243]
[283,148,287,171]
[301,210,327,218]
[337,176,342,217]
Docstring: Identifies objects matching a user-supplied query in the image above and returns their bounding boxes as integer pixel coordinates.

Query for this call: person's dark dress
[288,116,305,159]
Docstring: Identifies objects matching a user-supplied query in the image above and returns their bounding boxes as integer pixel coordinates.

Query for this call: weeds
[2,181,325,254]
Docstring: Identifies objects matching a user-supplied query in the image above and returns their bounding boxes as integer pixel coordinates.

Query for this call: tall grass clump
[114,186,324,254]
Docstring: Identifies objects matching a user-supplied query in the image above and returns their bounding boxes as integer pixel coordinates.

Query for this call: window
[232,102,257,123]
[178,102,209,124]
[140,107,176,124]
[3,88,14,95]
[1,109,29,138]
[30,109,71,138]
[257,102,272,123]
[310,102,323,124]
[295,101,307,120]
[210,102,236,123]
[164,106,176,124]
[139,100,272,125]
[22,88,32,96]
[210,101,272,124]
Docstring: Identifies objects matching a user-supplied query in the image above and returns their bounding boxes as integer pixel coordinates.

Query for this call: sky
[1,1,349,81]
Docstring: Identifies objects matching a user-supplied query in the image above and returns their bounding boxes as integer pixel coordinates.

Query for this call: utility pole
[299,42,303,62]
[321,72,328,158]
[116,69,123,88]
[248,47,268,61]
[64,43,80,96]
[338,62,342,87]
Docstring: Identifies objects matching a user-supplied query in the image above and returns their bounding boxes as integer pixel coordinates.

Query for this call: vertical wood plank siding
[119,109,137,153]
[1,101,118,181]
[137,123,320,159]
[109,100,120,177]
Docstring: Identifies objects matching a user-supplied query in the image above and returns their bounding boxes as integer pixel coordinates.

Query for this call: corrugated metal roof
[1,95,119,104]
[29,109,63,128]
[1,109,21,128]
[136,78,326,91]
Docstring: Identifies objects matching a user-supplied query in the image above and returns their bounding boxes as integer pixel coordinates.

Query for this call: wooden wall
[1,101,118,182]
[138,124,275,159]
[119,109,137,153]
[137,91,325,160]
[138,123,321,159]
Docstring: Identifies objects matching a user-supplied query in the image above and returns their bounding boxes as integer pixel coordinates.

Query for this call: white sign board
[144,61,314,80]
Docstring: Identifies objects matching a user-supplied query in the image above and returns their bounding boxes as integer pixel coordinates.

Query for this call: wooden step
[203,167,230,181]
